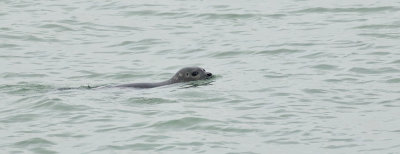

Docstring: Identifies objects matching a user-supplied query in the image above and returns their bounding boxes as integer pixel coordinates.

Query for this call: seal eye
[191,71,198,76]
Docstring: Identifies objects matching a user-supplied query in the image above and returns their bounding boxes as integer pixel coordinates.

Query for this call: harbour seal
[116,67,213,88]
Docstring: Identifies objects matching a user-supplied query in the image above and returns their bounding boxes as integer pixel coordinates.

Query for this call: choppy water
[1,0,400,153]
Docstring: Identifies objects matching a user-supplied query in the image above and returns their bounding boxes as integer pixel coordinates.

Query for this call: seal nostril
[207,73,212,76]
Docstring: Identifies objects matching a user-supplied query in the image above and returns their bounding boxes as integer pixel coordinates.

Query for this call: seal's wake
[58,67,213,90]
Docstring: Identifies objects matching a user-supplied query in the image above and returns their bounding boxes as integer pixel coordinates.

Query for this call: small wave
[193,125,260,133]
[300,52,327,59]
[30,97,90,111]
[39,23,75,31]
[256,49,302,55]
[1,113,39,123]
[0,83,53,95]
[324,78,357,83]
[0,43,19,48]
[13,138,57,153]
[195,13,286,20]
[125,10,157,16]
[311,64,339,70]
[293,6,399,13]
[303,88,328,94]
[264,138,300,145]
[97,143,163,151]
[14,138,55,147]
[127,97,177,104]
[106,41,136,47]
[24,35,61,42]
[349,67,399,74]
[67,70,104,79]
[106,39,164,48]
[124,10,183,17]
[1,72,47,78]
[149,117,217,130]
[354,24,400,30]
[324,144,360,149]
[368,52,390,55]
[196,13,257,19]
[0,34,24,40]
[211,51,247,58]
[391,60,400,64]
[386,78,400,83]
[264,74,288,79]
[359,33,400,39]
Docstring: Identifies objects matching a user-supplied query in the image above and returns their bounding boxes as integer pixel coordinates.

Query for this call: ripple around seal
[127,97,177,104]
[30,97,90,112]
[1,72,48,78]
[0,83,52,95]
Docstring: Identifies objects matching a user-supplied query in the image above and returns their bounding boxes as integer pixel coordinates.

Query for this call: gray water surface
[1,0,400,153]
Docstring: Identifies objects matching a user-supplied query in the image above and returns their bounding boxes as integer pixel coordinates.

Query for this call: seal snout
[206,72,212,77]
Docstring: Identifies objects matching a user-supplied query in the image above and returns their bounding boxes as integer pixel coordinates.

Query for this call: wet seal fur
[116,67,213,88]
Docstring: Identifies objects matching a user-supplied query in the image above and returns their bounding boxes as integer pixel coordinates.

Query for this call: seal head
[171,67,212,83]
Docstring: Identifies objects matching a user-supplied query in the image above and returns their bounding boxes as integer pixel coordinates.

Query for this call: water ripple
[2,0,400,153]
[39,23,75,32]
[349,67,399,74]
[293,6,400,13]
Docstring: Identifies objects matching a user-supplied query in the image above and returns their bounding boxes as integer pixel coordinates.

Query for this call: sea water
[1,0,400,153]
